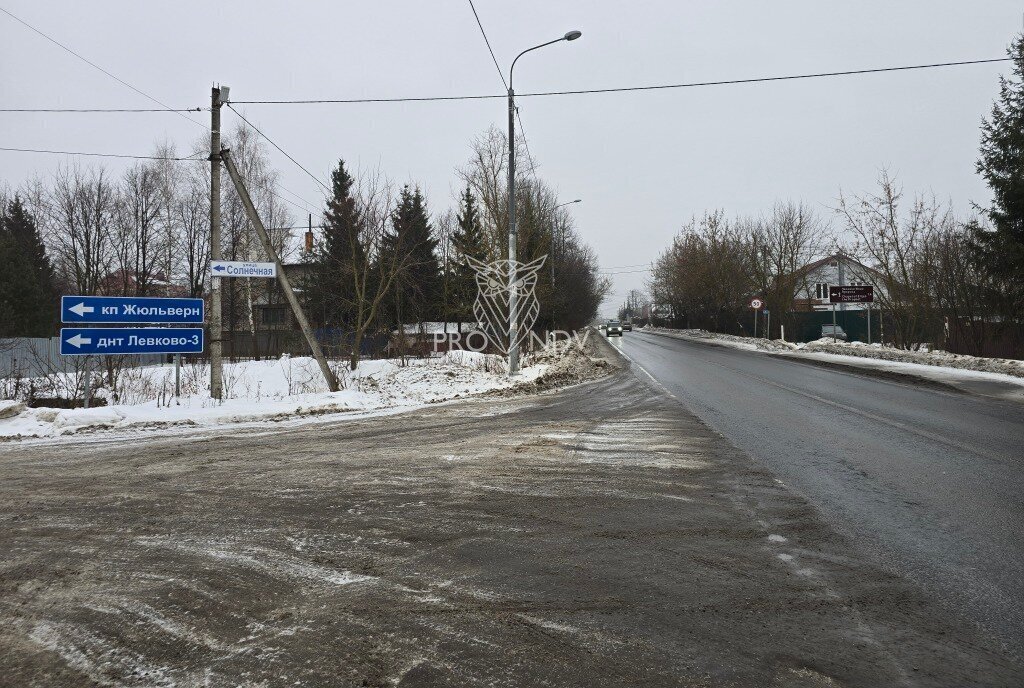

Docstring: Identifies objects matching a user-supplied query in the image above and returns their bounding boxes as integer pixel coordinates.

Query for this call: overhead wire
[0,107,205,113]
[230,58,1010,105]
[225,103,332,197]
[0,146,204,161]
[466,0,509,91]
[464,0,540,180]
[0,5,206,130]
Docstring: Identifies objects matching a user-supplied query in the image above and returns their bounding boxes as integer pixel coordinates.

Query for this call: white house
[791,253,886,312]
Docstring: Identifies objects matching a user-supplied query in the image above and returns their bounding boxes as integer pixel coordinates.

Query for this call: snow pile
[499,336,611,394]
[644,327,1024,381]
[644,327,795,352]
[0,348,584,441]
[395,322,479,335]
[796,339,1024,378]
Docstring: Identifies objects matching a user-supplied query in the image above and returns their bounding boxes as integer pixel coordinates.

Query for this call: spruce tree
[304,159,363,327]
[976,33,1024,318]
[385,186,441,325]
[0,197,58,337]
[450,187,488,326]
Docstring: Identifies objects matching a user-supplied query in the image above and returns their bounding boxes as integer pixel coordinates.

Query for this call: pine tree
[450,187,488,326]
[0,197,58,337]
[976,33,1024,318]
[303,159,363,327]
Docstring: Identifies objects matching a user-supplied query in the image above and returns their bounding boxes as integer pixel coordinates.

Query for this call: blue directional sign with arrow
[60,328,204,356]
[61,296,204,324]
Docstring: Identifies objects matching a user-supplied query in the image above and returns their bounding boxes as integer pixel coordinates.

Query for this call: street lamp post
[507,30,581,376]
[550,199,581,287]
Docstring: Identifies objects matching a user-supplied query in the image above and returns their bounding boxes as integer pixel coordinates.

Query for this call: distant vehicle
[622,320,633,332]
[821,324,848,341]
[606,320,623,337]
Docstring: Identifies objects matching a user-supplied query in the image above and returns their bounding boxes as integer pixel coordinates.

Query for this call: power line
[466,0,508,90]
[462,2,542,183]
[0,6,206,130]
[0,146,203,161]
[0,107,204,113]
[231,57,1009,105]
[263,184,318,216]
[225,103,331,195]
[602,262,653,270]
[601,268,654,275]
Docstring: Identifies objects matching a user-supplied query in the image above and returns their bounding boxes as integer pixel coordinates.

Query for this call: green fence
[787,309,880,343]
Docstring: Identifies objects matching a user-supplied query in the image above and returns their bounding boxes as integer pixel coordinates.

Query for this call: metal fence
[0,337,166,379]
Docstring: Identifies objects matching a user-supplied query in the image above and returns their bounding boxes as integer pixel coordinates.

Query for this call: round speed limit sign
[750,298,763,309]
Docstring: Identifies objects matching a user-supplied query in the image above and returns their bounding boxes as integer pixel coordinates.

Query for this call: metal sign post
[749,298,765,337]
[82,356,91,409]
[828,286,874,343]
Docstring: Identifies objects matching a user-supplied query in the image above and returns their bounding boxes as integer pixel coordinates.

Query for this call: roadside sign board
[61,296,204,324]
[829,285,874,303]
[750,298,763,309]
[211,261,277,278]
[60,328,204,356]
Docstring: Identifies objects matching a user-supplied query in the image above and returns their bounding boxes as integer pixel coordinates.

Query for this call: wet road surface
[2,343,1020,685]
[615,330,1024,664]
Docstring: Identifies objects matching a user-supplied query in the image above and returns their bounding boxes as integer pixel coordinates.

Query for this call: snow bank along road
[615,329,1024,668]
[1,341,1019,686]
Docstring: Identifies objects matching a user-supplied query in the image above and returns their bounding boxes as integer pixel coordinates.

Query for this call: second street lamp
[551,199,582,287]
[507,30,582,376]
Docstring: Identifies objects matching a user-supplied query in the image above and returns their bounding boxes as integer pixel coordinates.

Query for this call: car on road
[605,320,624,336]
[821,324,848,341]
[622,320,633,332]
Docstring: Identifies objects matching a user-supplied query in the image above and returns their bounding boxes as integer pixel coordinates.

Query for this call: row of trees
[647,202,828,335]
[0,123,291,341]
[301,125,609,367]
[646,174,1017,352]
[647,34,1024,354]
[1,122,609,368]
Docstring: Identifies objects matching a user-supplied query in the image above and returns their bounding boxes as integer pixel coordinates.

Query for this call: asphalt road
[614,330,1024,664]
[3,337,1020,685]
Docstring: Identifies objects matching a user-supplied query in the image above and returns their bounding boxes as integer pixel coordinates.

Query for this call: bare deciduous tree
[46,165,116,296]
[113,163,165,296]
[838,171,952,349]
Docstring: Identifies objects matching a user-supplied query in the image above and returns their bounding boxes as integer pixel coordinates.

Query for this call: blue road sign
[61,296,204,324]
[60,328,204,356]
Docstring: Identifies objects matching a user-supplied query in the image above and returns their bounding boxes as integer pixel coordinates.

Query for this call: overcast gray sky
[1,1,1017,315]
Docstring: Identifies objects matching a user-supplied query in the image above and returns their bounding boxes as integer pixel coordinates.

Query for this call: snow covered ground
[0,347,584,442]
[642,327,1024,398]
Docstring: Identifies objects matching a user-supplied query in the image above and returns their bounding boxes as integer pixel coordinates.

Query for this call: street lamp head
[564,30,582,41]
[572,198,582,203]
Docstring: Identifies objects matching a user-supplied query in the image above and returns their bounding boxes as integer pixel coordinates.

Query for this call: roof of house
[792,252,884,281]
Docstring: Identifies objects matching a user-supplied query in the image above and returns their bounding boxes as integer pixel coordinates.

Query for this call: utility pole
[209,85,225,399]
[507,84,519,375]
[221,148,339,392]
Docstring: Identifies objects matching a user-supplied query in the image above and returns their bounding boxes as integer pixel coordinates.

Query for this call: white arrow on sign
[68,302,95,317]
[66,334,92,348]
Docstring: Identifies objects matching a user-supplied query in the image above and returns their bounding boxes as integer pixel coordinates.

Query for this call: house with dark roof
[790,252,886,312]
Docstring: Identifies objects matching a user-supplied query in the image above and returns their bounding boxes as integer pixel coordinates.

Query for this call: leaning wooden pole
[220,148,339,392]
